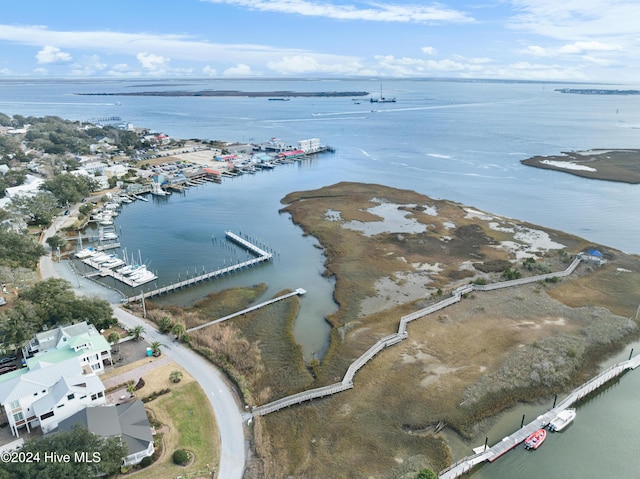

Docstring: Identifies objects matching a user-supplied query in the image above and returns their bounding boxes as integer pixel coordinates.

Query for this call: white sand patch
[359,272,435,317]
[342,199,428,237]
[464,208,494,221]
[412,262,443,274]
[420,364,462,387]
[440,235,452,242]
[617,268,632,273]
[489,221,515,233]
[541,159,597,172]
[492,225,565,260]
[422,205,438,216]
[458,261,476,271]
[325,208,342,221]
[544,317,566,326]
[442,221,455,229]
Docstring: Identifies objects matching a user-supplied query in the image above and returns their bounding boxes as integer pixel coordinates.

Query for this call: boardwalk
[439,353,640,478]
[126,231,272,302]
[249,256,584,417]
[186,288,306,333]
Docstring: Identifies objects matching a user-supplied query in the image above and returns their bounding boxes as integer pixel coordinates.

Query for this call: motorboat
[548,409,576,432]
[101,258,125,269]
[75,247,96,259]
[524,429,546,450]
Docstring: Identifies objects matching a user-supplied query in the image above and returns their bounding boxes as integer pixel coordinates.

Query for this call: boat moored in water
[524,428,546,450]
[548,408,576,432]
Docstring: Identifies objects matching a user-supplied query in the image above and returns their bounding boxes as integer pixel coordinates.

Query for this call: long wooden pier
[186,288,306,333]
[126,231,272,302]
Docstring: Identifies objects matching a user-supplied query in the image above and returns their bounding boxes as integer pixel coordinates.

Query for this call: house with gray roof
[0,357,106,437]
[56,400,154,466]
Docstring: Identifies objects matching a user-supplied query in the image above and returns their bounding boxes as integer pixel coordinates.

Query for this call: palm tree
[126,383,136,398]
[129,325,145,341]
[169,370,183,383]
[107,331,121,352]
[171,322,186,341]
[150,341,162,357]
[158,316,173,333]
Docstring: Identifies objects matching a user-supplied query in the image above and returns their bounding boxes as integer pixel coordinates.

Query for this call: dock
[126,231,272,302]
[438,353,640,478]
[186,288,306,333]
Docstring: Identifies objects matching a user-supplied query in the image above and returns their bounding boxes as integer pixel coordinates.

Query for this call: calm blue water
[2,78,640,477]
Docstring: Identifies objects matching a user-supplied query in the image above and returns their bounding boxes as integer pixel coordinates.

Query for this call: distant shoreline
[521,149,640,184]
[76,90,370,98]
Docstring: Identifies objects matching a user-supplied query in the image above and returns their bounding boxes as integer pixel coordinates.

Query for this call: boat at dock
[548,408,576,432]
[524,429,546,450]
[370,84,396,103]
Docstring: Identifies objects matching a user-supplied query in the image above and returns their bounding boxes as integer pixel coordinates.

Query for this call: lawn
[120,364,219,479]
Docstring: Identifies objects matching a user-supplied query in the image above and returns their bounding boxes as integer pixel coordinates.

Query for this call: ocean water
[2,78,640,477]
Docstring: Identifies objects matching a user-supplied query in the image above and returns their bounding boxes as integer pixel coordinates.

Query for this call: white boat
[75,247,96,259]
[128,266,149,280]
[102,232,118,240]
[370,84,396,103]
[132,271,157,285]
[101,258,125,269]
[116,263,139,275]
[89,253,112,264]
[548,409,576,432]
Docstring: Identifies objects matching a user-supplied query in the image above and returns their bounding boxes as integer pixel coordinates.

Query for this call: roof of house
[0,357,90,404]
[56,400,153,456]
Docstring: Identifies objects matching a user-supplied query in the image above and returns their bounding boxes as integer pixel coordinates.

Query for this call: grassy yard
[116,363,219,479]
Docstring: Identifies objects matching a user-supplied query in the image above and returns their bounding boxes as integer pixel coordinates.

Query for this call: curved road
[39,220,247,479]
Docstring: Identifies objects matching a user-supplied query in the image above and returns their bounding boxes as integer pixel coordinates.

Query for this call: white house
[0,357,106,437]
[22,321,112,375]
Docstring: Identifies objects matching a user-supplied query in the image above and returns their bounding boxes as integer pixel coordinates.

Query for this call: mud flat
[521,149,640,183]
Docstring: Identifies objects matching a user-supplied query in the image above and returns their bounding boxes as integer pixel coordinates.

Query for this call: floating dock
[126,231,272,302]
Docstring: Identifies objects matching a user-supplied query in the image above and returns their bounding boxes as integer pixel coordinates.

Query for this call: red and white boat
[524,428,546,450]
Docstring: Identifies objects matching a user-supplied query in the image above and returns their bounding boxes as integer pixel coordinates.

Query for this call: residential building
[56,400,154,466]
[0,357,106,437]
[22,321,112,375]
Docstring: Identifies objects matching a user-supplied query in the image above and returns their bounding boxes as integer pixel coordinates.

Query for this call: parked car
[0,355,16,364]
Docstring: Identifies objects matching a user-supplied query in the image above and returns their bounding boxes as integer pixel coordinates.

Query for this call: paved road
[38,222,247,479]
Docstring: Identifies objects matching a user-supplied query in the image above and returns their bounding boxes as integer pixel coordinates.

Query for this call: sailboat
[370,84,396,103]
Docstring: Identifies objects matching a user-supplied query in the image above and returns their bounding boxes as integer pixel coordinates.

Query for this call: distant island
[555,88,640,95]
[521,149,640,183]
[76,90,370,98]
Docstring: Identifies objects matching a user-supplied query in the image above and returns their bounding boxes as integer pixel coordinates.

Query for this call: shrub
[173,449,190,466]
[140,456,153,468]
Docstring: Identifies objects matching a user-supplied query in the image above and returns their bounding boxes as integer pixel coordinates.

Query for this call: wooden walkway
[439,353,640,478]
[126,231,272,302]
[249,257,584,417]
[186,288,306,333]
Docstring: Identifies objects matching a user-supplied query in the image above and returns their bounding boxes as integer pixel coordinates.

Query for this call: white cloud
[267,54,364,75]
[0,68,12,76]
[36,45,72,64]
[32,67,48,75]
[202,65,218,76]
[558,41,622,54]
[69,55,107,76]
[223,64,256,76]
[521,45,552,57]
[202,0,474,23]
[421,46,437,55]
[137,52,170,71]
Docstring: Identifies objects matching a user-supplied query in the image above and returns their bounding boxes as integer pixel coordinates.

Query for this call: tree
[150,341,162,357]
[158,315,173,333]
[46,234,67,251]
[171,322,186,341]
[0,228,46,269]
[416,469,437,479]
[126,383,136,397]
[0,423,127,479]
[41,173,99,207]
[11,190,59,226]
[129,325,146,341]
[107,331,121,351]
[169,370,183,383]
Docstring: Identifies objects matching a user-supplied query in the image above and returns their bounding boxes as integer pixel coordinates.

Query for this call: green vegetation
[417,469,437,479]
[169,370,183,383]
[0,423,126,479]
[11,191,59,226]
[0,228,46,269]
[41,173,99,207]
[172,449,190,466]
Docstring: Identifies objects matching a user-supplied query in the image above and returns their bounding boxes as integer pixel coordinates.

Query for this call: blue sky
[0,0,637,82]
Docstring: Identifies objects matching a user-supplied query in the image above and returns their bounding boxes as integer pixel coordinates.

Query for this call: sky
[0,0,638,83]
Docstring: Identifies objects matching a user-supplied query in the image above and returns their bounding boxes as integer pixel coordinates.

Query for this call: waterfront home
[55,400,154,466]
[0,357,106,437]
